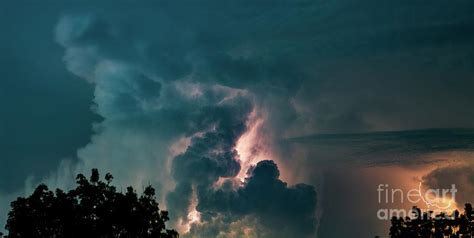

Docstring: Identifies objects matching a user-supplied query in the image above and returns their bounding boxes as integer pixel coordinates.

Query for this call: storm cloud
[51,7,319,236]
[3,0,474,237]
[193,160,317,237]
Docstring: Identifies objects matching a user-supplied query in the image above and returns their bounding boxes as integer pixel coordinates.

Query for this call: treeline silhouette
[388,204,474,238]
[0,169,178,238]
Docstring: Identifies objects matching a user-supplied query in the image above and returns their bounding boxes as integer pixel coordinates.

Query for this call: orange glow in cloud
[177,188,201,234]
[390,163,459,212]
[235,110,267,183]
[418,181,458,212]
[187,207,201,228]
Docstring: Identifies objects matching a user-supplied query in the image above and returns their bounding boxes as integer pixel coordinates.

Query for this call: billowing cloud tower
[53,9,318,237]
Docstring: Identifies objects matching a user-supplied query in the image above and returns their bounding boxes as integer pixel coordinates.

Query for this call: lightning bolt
[417,181,453,210]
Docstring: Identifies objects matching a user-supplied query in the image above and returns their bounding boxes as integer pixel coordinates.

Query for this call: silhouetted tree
[3,169,178,238]
[387,204,474,238]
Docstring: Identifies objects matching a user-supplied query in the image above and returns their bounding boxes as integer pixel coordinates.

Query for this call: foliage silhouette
[388,204,474,238]
[2,169,178,238]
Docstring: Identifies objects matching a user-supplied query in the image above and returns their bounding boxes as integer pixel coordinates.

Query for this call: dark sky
[0,2,99,192]
[1,0,474,237]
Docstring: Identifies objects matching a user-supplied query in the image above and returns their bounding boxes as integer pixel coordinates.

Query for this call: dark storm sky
[1,0,474,237]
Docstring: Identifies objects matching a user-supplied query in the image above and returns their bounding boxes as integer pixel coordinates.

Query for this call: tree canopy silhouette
[387,204,474,238]
[1,169,178,238]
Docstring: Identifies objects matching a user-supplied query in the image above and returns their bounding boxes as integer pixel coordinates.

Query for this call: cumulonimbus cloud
[52,11,318,237]
[5,0,474,236]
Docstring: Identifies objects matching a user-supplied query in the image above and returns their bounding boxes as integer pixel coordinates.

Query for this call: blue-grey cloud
[3,0,474,237]
[194,160,317,237]
[285,128,474,166]
[51,10,319,237]
[0,2,99,193]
